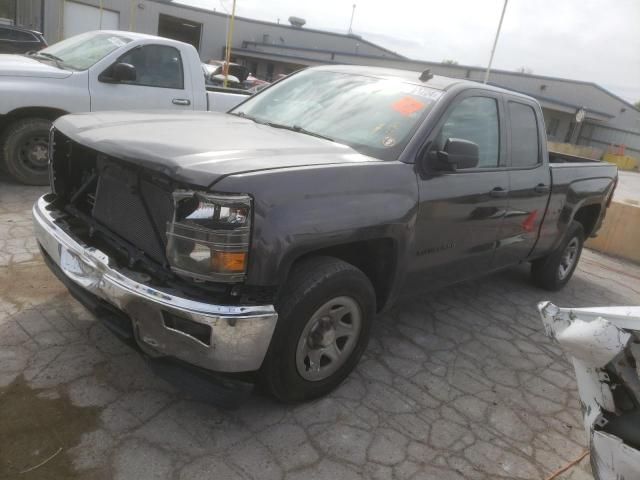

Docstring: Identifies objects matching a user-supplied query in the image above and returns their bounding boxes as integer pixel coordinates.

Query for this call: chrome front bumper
[33,195,278,373]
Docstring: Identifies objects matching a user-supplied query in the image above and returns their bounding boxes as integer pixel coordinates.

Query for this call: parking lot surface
[2,179,639,480]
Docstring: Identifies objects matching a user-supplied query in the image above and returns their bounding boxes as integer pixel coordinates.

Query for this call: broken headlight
[166,191,251,283]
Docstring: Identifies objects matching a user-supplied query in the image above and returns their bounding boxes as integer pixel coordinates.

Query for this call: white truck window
[118,45,184,90]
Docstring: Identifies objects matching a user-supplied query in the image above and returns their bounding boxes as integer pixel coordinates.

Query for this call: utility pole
[348,4,356,34]
[223,0,237,89]
[483,0,508,84]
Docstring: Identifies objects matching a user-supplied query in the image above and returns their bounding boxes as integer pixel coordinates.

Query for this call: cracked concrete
[1,178,639,479]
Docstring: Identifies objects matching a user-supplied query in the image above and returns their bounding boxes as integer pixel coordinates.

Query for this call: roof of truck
[311,64,539,103]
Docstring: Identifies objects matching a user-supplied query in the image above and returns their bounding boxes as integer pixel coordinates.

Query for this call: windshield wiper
[27,51,67,68]
[230,111,264,124]
[36,52,65,62]
[231,113,334,142]
[265,122,334,142]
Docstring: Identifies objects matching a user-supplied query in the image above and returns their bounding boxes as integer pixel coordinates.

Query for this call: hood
[54,111,381,187]
[0,54,73,79]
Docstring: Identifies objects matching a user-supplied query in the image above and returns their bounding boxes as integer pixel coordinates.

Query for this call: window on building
[158,14,201,52]
[0,0,16,24]
[509,102,540,167]
[565,122,576,143]
[118,45,184,89]
[546,117,560,138]
[266,63,275,81]
[439,96,500,168]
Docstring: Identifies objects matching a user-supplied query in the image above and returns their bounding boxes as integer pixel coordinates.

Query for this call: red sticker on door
[391,96,426,116]
[521,210,539,233]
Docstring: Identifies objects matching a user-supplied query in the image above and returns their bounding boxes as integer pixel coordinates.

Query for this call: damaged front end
[538,302,640,479]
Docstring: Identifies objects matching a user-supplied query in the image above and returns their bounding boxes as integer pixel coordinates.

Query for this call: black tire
[261,256,376,402]
[1,118,52,185]
[531,221,584,291]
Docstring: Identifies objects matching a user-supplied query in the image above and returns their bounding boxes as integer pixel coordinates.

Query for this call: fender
[213,160,419,299]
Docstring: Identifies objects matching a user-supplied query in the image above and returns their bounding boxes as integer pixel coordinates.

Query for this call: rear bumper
[32,195,278,373]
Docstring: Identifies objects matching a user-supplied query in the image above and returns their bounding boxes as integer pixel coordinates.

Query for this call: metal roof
[148,0,405,59]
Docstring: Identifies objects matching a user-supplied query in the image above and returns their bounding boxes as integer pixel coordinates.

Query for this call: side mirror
[100,62,136,83]
[428,138,479,171]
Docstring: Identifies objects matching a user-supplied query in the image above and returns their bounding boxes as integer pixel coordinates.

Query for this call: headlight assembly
[166,191,251,283]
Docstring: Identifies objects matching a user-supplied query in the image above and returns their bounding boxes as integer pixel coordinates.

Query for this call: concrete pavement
[2,179,640,480]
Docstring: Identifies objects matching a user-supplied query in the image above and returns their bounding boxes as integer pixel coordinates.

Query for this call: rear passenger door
[89,44,194,111]
[492,99,551,268]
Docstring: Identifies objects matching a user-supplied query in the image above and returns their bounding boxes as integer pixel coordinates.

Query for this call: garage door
[63,1,119,39]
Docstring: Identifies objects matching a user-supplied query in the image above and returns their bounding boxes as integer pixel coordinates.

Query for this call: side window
[509,102,540,167]
[13,30,38,42]
[439,96,500,168]
[0,28,11,40]
[117,45,184,89]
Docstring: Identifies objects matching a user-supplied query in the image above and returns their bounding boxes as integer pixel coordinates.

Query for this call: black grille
[92,162,172,263]
[141,179,174,246]
[51,131,174,266]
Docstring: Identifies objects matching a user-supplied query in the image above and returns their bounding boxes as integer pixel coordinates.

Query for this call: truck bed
[549,150,602,164]
[206,88,251,113]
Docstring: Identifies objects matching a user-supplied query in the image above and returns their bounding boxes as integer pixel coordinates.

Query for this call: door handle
[489,187,508,198]
[172,98,191,106]
[533,183,550,194]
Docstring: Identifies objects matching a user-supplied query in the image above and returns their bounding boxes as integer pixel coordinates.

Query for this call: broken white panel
[591,430,640,480]
[538,301,640,480]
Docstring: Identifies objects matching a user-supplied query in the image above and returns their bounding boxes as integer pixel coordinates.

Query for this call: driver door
[407,91,510,292]
[89,44,194,111]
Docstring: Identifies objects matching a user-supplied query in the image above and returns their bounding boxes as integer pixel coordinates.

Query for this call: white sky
[178,0,640,103]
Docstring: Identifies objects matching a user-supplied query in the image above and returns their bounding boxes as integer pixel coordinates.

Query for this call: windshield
[231,69,442,160]
[38,32,133,70]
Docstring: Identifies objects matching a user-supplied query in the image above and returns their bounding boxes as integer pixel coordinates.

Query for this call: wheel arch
[0,107,68,137]
[572,203,602,238]
[284,238,399,312]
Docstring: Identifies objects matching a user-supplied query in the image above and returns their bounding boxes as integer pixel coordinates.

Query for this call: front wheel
[531,221,584,291]
[1,118,52,185]
[261,256,376,402]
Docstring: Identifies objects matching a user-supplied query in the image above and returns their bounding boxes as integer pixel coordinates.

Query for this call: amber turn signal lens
[211,251,247,273]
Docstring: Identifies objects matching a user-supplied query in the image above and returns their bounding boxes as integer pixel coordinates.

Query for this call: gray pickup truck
[33,65,617,401]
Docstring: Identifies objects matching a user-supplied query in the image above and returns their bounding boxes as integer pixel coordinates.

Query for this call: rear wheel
[261,256,375,402]
[531,221,584,291]
[1,118,52,185]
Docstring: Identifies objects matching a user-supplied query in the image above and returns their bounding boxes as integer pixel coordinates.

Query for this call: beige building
[6,0,640,159]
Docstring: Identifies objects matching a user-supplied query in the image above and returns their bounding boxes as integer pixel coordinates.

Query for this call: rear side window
[509,102,540,167]
[13,30,38,42]
[0,28,10,40]
[439,96,500,168]
[118,45,184,89]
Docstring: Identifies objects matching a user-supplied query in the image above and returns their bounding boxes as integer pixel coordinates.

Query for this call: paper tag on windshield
[392,96,426,116]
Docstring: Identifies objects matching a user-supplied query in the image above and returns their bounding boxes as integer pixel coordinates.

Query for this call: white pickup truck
[0,30,250,185]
